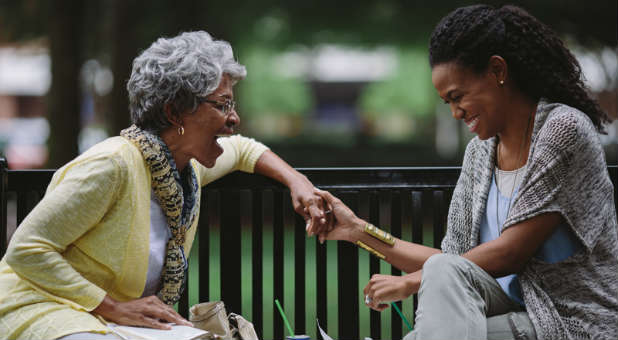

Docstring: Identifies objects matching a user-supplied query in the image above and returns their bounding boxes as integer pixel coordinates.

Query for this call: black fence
[2,158,616,339]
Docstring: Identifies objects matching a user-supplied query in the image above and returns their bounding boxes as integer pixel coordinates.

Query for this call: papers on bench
[317,319,373,340]
[106,323,210,340]
[317,319,333,340]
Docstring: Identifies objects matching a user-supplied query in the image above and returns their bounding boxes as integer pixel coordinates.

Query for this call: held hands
[289,177,332,237]
[93,295,193,330]
[313,189,365,243]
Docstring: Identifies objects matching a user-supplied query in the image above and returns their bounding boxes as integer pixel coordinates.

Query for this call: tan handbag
[228,313,259,340]
[190,301,232,339]
[189,302,258,340]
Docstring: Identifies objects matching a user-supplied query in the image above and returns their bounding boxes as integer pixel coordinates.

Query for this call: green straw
[274,299,294,336]
[391,302,413,331]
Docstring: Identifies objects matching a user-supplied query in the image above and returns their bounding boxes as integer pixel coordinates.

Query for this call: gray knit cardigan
[441,101,618,340]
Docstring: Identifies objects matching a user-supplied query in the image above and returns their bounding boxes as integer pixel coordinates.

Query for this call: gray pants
[403,254,537,340]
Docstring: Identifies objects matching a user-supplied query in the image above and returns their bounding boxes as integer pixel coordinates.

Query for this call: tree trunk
[108,0,138,136]
[47,0,83,168]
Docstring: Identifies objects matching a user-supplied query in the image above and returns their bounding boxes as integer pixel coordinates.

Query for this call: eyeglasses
[199,98,236,116]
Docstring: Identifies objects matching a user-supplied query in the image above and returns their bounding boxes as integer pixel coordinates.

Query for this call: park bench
[1,157,616,339]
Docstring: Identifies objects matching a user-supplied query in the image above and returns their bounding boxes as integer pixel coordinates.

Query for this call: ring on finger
[365,294,372,305]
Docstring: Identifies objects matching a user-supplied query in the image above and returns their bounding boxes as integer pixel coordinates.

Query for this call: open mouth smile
[464,116,479,132]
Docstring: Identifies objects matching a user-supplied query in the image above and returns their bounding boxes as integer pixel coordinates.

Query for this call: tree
[46,0,83,167]
[108,0,137,136]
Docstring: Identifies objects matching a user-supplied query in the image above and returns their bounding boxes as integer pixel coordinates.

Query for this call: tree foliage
[0,0,614,164]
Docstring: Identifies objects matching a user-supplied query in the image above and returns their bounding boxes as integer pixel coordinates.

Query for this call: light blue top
[480,172,582,306]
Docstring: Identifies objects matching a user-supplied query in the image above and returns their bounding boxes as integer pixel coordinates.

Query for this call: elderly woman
[316,4,617,340]
[0,31,327,339]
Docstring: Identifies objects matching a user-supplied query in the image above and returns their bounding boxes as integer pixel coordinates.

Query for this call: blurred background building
[0,0,616,169]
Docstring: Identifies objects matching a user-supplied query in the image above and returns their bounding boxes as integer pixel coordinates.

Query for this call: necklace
[495,112,533,234]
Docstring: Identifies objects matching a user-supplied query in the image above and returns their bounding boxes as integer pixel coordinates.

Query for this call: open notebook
[106,323,210,340]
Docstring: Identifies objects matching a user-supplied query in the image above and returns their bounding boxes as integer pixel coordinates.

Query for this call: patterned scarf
[121,124,199,305]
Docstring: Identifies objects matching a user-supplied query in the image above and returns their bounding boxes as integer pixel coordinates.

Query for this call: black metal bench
[2,157,616,339]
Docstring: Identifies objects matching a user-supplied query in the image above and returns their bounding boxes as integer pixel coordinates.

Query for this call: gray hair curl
[127,31,246,133]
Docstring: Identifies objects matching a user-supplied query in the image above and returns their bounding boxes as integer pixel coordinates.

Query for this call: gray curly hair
[127,31,246,133]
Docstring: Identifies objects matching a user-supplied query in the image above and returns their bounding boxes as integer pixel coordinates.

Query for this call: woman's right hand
[314,189,365,243]
[363,272,420,311]
[92,295,193,330]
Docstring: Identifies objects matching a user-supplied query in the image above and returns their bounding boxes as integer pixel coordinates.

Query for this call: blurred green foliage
[0,0,614,165]
[359,48,437,118]
[237,47,313,117]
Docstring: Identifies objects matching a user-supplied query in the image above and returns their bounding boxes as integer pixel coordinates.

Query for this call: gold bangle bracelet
[364,223,395,246]
[356,240,386,260]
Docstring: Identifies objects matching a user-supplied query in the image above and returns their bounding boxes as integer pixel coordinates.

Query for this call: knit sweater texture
[441,101,618,340]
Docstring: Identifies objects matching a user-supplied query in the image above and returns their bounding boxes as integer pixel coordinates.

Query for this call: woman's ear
[164,103,183,127]
[488,55,508,85]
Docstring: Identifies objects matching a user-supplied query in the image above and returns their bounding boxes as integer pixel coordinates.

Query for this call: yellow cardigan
[0,135,268,339]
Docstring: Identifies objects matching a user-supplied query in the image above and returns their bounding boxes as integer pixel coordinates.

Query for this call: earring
[499,80,505,86]
[177,126,185,135]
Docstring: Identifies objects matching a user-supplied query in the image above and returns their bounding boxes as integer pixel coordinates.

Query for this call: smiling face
[431,61,506,140]
[177,74,239,168]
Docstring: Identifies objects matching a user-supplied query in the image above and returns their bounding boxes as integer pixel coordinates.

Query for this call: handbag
[189,301,258,340]
[228,313,259,340]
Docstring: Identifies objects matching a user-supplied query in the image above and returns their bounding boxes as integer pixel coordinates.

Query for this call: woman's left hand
[363,273,418,311]
[289,178,330,236]
[252,150,330,236]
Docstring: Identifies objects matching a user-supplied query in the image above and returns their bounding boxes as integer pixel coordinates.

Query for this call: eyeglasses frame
[199,98,236,116]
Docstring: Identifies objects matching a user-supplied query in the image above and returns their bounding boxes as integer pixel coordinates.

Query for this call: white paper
[317,319,333,340]
[107,323,208,340]
[316,319,373,340]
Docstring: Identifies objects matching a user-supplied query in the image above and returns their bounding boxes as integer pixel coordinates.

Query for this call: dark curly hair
[429,4,611,133]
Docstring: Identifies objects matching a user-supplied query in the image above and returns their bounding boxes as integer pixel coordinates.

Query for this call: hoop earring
[499,80,505,86]
[177,126,185,135]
